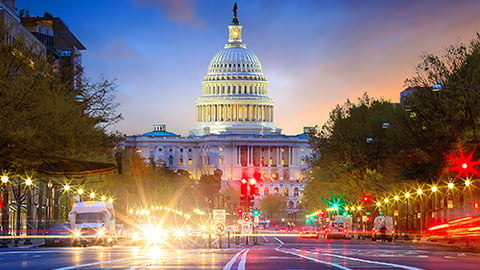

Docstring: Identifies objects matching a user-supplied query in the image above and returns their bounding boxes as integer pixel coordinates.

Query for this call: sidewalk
[0,238,44,248]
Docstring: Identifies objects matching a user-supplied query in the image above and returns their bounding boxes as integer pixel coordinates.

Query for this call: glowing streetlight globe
[64,184,70,191]
[77,189,84,195]
[25,177,32,186]
[108,198,113,203]
[357,206,361,211]
[1,175,8,183]
[417,189,422,195]
[101,195,106,201]
[384,198,389,203]
[431,186,438,192]
[448,183,454,189]
[465,179,471,187]
[394,196,399,201]
[89,192,95,199]
[376,202,381,207]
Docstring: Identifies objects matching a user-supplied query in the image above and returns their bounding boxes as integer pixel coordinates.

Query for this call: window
[294,188,299,197]
[168,156,173,166]
[179,158,184,166]
[219,157,223,165]
[180,149,183,152]
[281,158,285,165]
[284,187,289,196]
[301,159,305,166]
[274,187,279,193]
[219,147,223,151]
[189,149,192,152]
[301,148,305,152]
[264,188,269,196]
[188,158,192,166]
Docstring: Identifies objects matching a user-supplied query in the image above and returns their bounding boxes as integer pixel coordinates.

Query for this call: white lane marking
[276,249,352,270]
[320,253,425,270]
[238,249,249,270]
[222,248,246,270]
[262,236,269,242]
[274,237,284,245]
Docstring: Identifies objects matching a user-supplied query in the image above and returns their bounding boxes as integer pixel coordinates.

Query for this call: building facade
[121,6,312,212]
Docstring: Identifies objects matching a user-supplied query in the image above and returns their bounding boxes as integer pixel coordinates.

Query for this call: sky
[15,0,480,136]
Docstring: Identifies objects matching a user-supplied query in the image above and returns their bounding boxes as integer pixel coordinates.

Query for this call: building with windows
[121,5,312,212]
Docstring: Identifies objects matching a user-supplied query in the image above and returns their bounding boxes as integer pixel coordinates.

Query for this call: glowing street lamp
[101,195,106,201]
[77,189,84,195]
[1,175,8,184]
[25,177,32,186]
[394,196,399,201]
[448,183,454,189]
[89,192,95,199]
[63,184,70,191]
[465,179,471,187]
[417,188,423,195]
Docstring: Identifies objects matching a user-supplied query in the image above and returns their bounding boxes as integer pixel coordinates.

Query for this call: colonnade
[202,83,267,96]
[197,104,273,122]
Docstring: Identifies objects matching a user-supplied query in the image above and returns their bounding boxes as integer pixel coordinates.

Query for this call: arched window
[289,201,294,209]
[274,187,279,193]
[284,187,289,197]
[294,188,299,197]
[168,156,173,166]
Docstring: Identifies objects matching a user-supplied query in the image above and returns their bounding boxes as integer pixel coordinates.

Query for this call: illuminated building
[121,5,311,212]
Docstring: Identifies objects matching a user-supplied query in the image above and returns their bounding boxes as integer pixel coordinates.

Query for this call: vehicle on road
[69,200,117,247]
[324,215,352,239]
[372,216,394,242]
[298,227,320,238]
[44,223,72,247]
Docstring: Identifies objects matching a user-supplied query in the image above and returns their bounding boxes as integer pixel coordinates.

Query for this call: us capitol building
[121,5,312,212]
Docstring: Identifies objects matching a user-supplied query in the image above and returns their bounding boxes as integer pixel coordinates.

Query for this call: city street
[1,232,479,269]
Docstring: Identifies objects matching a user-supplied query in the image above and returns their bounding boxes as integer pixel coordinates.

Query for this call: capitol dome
[189,4,280,136]
[206,47,265,79]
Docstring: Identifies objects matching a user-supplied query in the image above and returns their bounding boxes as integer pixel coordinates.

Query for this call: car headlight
[73,231,81,237]
[97,229,105,236]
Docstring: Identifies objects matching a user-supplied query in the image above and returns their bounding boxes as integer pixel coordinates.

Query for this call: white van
[372,216,393,242]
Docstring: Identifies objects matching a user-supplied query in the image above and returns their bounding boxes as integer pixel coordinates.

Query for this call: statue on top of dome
[232,2,239,25]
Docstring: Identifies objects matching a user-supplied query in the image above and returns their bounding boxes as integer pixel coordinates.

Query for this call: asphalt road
[0,233,479,269]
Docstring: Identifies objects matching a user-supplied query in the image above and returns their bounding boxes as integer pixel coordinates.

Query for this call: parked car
[44,223,72,247]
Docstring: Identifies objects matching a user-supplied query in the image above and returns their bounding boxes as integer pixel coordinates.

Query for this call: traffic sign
[241,221,252,234]
[214,222,225,234]
[213,209,226,223]
[242,212,251,222]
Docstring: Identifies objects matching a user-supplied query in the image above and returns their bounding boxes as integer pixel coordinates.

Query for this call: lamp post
[63,184,71,220]
[1,175,9,235]
[416,188,423,231]
[405,192,410,233]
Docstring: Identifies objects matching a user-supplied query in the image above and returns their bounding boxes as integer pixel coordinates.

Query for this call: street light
[89,192,95,199]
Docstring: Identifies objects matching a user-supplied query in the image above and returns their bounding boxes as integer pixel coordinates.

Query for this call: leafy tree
[400,33,480,180]
[260,193,287,220]
[305,93,400,208]
[0,21,121,173]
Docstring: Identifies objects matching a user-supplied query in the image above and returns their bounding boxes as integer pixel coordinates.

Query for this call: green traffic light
[252,209,260,216]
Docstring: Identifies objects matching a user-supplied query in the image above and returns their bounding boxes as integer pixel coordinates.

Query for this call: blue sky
[16,0,480,136]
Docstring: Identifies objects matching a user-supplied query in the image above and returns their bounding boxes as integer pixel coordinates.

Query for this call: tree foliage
[260,193,287,220]
[305,33,480,211]
[0,21,121,172]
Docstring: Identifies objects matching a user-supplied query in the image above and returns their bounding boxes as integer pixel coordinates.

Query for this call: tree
[400,33,480,180]
[0,21,121,173]
[260,193,287,220]
[305,93,400,208]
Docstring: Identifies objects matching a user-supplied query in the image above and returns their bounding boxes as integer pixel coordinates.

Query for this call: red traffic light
[237,208,243,214]
[474,201,479,210]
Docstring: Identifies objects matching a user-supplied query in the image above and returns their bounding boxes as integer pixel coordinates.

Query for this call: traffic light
[474,201,479,210]
[237,208,243,215]
[240,178,248,199]
[252,208,260,217]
